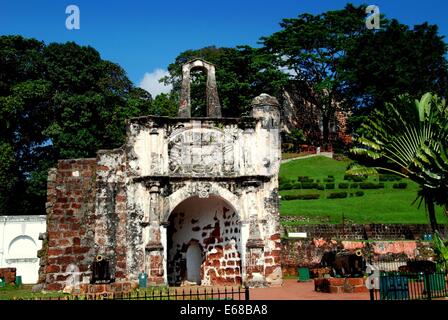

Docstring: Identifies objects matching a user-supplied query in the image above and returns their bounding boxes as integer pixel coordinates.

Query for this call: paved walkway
[281,152,333,163]
[250,279,370,300]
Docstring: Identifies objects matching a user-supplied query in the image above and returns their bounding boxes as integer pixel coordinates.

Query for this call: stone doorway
[186,241,201,284]
[167,195,242,286]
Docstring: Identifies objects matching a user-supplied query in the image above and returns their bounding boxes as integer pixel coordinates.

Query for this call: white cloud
[138,69,172,97]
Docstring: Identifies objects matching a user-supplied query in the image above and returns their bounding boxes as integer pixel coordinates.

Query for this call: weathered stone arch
[8,235,37,258]
[165,192,243,286]
[178,59,221,118]
[162,183,242,223]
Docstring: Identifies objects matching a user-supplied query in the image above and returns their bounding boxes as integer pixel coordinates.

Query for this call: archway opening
[186,241,202,284]
[190,67,207,117]
[167,195,242,286]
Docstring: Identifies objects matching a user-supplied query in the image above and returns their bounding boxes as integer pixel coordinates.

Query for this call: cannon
[320,250,366,277]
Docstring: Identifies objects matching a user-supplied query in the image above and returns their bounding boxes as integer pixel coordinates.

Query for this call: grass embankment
[279,156,447,225]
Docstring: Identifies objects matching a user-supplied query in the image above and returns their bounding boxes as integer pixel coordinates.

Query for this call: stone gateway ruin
[39,59,282,290]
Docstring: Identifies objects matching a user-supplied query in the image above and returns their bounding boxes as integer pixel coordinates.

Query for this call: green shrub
[360,182,381,189]
[338,183,349,189]
[302,182,318,189]
[350,183,359,189]
[352,176,366,182]
[298,176,313,182]
[326,183,335,189]
[283,194,299,200]
[301,194,320,200]
[355,191,365,197]
[293,182,302,189]
[344,174,367,182]
[316,184,325,190]
[327,192,348,199]
[323,178,335,182]
[379,174,402,182]
[283,194,320,200]
[280,182,294,190]
[393,182,408,189]
[378,183,385,189]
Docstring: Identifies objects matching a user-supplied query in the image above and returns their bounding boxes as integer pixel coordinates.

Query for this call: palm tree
[349,92,448,232]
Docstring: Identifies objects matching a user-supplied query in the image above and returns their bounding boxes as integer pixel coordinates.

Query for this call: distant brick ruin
[38,59,283,290]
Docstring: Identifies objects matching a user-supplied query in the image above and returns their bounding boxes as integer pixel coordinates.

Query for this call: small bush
[393,182,408,189]
[323,178,335,182]
[344,174,366,182]
[360,182,381,189]
[378,183,385,189]
[283,194,320,200]
[298,176,313,182]
[280,182,294,190]
[326,183,335,190]
[352,176,366,182]
[350,183,359,189]
[316,184,325,190]
[302,182,318,189]
[293,182,302,189]
[338,183,349,189]
[328,175,334,179]
[355,191,365,197]
[283,194,300,200]
[301,194,320,200]
[327,192,348,199]
[380,174,402,182]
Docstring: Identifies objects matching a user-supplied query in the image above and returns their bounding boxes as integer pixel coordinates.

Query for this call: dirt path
[250,279,370,300]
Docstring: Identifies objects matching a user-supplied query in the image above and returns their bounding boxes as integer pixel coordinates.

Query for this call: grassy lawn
[279,156,448,225]
[0,284,66,300]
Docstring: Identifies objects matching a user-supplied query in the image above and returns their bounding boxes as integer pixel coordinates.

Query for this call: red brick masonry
[0,268,16,285]
[314,277,368,293]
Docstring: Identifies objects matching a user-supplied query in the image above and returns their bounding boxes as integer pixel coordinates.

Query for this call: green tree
[340,20,448,130]
[150,92,178,117]
[261,4,367,144]
[349,93,448,232]
[0,36,152,215]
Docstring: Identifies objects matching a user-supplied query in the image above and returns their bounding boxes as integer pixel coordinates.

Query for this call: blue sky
[1,0,448,96]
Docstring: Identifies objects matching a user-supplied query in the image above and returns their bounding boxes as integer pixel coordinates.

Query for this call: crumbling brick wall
[40,159,97,290]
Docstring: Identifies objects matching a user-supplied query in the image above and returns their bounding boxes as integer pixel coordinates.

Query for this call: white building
[0,215,46,284]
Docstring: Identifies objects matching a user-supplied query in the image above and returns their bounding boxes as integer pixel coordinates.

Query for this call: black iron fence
[371,271,448,300]
[29,286,249,301]
[112,286,249,301]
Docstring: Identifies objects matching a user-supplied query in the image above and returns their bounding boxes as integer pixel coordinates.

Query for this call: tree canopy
[0,35,152,215]
[162,46,288,117]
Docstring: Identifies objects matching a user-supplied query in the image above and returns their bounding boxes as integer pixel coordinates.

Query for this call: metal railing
[29,286,250,301]
[371,271,448,300]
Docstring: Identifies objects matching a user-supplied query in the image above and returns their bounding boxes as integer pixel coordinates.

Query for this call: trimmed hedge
[301,182,318,189]
[338,183,349,189]
[393,182,408,189]
[283,194,320,200]
[379,174,402,182]
[327,192,348,199]
[350,183,359,189]
[298,176,313,182]
[355,191,365,197]
[344,174,367,182]
[359,182,382,189]
[326,183,335,189]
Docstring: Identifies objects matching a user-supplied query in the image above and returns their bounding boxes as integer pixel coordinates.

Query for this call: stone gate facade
[39,59,282,290]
